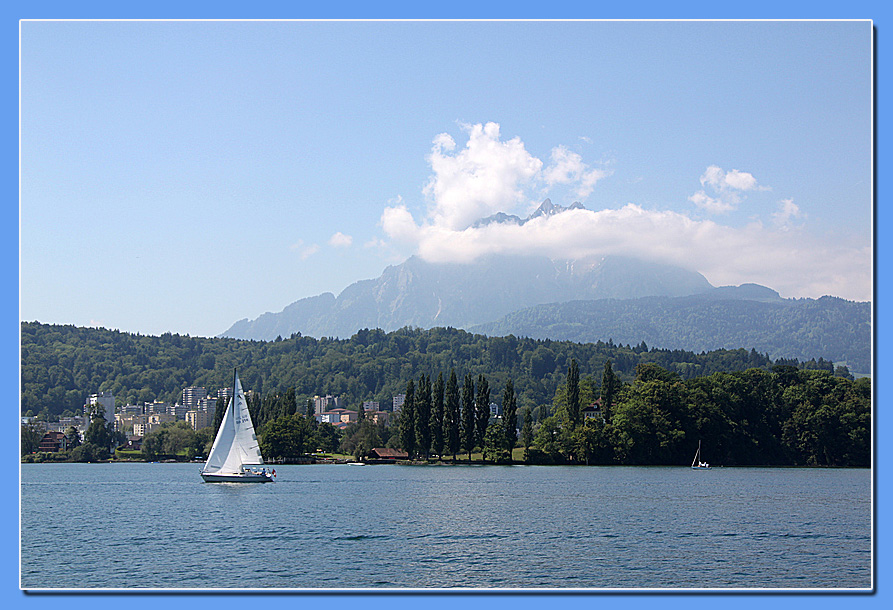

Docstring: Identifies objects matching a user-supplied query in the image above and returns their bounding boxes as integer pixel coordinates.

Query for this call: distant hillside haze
[222,199,717,341]
[219,199,870,373]
[471,292,870,374]
[220,253,715,341]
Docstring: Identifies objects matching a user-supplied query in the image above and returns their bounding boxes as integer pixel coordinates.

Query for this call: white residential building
[85,392,115,423]
[392,394,406,413]
[181,387,207,409]
[185,410,212,430]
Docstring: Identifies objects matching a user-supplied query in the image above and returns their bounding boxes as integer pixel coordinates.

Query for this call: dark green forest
[22,321,851,420]
[20,322,869,467]
[473,295,870,374]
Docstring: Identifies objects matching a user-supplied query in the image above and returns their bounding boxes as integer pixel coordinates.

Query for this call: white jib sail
[203,371,263,474]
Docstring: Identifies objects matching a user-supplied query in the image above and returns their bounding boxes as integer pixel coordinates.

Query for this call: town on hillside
[21,385,509,459]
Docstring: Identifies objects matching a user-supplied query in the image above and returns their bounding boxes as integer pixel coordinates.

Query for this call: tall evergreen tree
[213,396,226,435]
[399,379,416,458]
[521,407,533,462]
[445,369,460,460]
[431,372,445,458]
[600,360,618,419]
[502,379,518,457]
[358,400,366,421]
[475,373,491,459]
[567,359,581,427]
[84,408,112,457]
[284,387,297,417]
[461,374,475,460]
[415,374,431,460]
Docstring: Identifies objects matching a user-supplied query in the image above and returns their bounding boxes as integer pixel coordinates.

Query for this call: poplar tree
[600,360,617,419]
[284,387,297,417]
[431,372,445,458]
[521,407,533,462]
[567,359,581,427]
[213,397,226,436]
[461,373,475,460]
[502,379,518,458]
[475,373,490,460]
[399,379,416,458]
[445,369,460,460]
[415,374,431,460]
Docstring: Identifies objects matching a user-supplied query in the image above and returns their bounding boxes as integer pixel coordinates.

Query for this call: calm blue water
[20,463,871,590]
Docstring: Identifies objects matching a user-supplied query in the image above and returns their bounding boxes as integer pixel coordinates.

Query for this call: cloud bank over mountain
[379,122,870,302]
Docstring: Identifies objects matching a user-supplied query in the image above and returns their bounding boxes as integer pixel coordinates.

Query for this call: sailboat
[201,370,274,483]
[691,440,711,470]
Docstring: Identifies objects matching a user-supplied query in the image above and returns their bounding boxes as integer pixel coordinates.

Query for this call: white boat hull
[201,471,273,483]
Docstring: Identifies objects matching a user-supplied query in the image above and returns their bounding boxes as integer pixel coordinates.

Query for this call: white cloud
[690,165,764,214]
[382,203,868,300]
[380,204,421,244]
[375,127,869,302]
[772,198,804,228]
[543,146,609,200]
[290,239,319,260]
[300,244,319,260]
[364,237,387,249]
[543,146,585,186]
[422,122,543,230]
[724,169,759,191]
[328,232,353,248]
[689,190,735,214]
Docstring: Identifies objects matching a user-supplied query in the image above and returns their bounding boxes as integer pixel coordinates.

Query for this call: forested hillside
[22,322,852,420]
[472,294,870,373]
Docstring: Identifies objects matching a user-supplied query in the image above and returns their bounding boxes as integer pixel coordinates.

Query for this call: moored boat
[691,440,711,470]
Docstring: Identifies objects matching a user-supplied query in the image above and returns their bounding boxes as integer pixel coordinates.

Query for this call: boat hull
[201,472,273,483]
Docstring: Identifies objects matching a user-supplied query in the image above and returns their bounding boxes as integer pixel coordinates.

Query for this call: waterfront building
[85,392,115,423]
[185,410,212,430]
[314,395,340,413]
[181,387,207,409]
[582,402,603,421]
[368,411,390,426]
[198,396,217,413]
[316,408,358,424]
[37,431,72,452]
[144,401,168,414]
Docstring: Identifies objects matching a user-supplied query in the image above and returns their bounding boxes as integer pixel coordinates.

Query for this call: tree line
[524,360,869,467]
[21,321,855,423]
[255,360,869,467]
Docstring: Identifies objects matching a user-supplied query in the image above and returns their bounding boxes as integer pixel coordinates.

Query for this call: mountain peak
[475,199,589,229]
[527,198,585,221]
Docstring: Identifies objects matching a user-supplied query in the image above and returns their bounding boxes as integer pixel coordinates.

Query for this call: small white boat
[691,440,711,470]
[201,369,274,483]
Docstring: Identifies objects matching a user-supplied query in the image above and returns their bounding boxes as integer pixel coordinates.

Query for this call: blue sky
[20,20,871,338]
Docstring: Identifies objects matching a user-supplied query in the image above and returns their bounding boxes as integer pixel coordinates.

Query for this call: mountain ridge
[220,253,715,340]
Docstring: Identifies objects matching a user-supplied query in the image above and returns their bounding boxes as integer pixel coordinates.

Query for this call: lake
[20,462,871,590]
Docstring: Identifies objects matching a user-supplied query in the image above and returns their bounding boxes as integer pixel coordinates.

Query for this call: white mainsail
[203,370,264,475]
